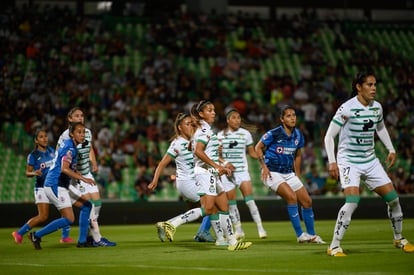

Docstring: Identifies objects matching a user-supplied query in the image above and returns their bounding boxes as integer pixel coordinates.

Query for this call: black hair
[190,100,212,128]
[195,100,212,113]
[279,105,295,118]
[172,112,191,140]
[351,71,376,96]
[33,128,47,150]
[67,107,82,121]
[69,121,84,134]
[224,108,258,134]
[225,108,238,118]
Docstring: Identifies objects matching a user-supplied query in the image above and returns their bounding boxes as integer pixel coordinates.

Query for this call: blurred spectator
[304,163,326,196]
[0,4,413,200]
[391,167,409,194]
[111,143,128,182]
[323,174,341,195]
[96,155,115,198]
[134,172,153,201]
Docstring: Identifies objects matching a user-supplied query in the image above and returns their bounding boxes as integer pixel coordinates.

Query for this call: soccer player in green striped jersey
[324,71,413,256]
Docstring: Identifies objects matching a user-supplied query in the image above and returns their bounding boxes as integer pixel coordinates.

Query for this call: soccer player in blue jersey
[149,113,215,243]
[57,107,115,246]
[324,71,414,256]
[28,122,95,249]
[255,105,325,244]
[12,129,72,243]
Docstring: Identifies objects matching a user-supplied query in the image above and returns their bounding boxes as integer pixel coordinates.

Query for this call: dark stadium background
[0,0,413,226]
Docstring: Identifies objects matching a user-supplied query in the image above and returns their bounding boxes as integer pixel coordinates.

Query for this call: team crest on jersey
[343,175,351,185]
[276,146,284,154]
[295,139,299,146]
[79,185,86,193]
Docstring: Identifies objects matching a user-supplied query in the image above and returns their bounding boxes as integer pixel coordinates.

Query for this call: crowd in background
[1,3,413,199]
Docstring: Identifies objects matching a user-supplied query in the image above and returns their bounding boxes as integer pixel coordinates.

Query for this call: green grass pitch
[1,219,413,274]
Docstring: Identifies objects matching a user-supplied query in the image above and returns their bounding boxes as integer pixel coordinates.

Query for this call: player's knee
[38,214,49,223]
[284,192,297,204]
[387,197,400,208]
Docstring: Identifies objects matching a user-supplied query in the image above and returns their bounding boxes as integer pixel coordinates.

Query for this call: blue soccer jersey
[44,139,78,190]
[27,146,55,188]
[260,126,304,173]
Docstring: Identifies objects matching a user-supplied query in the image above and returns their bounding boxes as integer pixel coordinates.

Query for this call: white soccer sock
[246,199,263,226]
[229,202,242,233]
[89,203,102,242]
[94,204,101,221]
[387,198,403,240]
[168,208,202,228]
[210,215,224,241]
[220,212,237,246]
[330,202,358,249]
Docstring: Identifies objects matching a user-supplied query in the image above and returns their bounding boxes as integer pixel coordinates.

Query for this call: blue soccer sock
[287,204,303,237]
[35,217,72,239]
[78,201,92,244]
[301,207,315,236]
[61,225,71,239]
[197,215,211,234]
[17,223,32,236]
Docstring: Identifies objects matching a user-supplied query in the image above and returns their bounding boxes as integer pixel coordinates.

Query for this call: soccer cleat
[228,241,253,251]
[393,238,414,253]
[12,231,23,244]
[327,246,347,256]
[194,230,216,243]
[77,242,98,248]
[297,232,311,243]
[60,237,75,243]
[258,228,268,239]
[164,221,176,242]
[309,235,326,244]
[28,232,41,250]
[86,236,94,245]
[93,237,117,247]
[156,222,166,242]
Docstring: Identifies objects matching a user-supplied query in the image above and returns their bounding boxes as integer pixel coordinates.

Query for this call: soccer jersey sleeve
[260,130,274,147]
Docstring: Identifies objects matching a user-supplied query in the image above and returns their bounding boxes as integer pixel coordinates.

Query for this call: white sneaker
[309,235,326,244]
[258,228,267,239]
[297,232,311,243]
[155,222,166,242]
